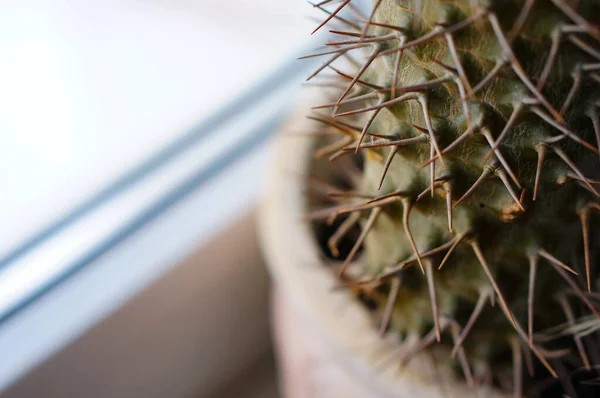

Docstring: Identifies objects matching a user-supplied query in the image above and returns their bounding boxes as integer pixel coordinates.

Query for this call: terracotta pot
[259,96,505,398]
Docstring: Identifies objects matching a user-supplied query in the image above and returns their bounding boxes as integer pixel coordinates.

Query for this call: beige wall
[2,211,274,398]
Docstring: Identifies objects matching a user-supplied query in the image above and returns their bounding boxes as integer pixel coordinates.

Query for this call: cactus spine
[304,0,600,396]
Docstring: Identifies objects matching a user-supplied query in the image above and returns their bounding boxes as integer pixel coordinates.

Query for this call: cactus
[303,0,600,396]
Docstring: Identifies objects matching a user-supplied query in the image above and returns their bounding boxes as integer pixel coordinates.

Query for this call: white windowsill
[0,0,324,390]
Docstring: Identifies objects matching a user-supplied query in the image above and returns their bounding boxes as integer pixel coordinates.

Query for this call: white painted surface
[0,0,314,255]
[0,0,325,318]
[0,0,323,390]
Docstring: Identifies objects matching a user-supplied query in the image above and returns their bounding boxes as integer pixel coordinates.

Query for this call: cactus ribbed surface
[304,0,600,396]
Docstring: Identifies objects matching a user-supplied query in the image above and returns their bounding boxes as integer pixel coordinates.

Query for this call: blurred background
[0,1,344,397]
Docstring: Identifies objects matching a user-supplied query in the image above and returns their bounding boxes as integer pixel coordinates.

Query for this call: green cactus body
[305,0,600,395]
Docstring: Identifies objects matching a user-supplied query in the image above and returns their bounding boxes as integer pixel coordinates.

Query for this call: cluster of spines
[301,0,600,396]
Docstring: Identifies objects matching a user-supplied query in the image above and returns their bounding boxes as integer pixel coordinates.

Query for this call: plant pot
[259,95,506,398]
